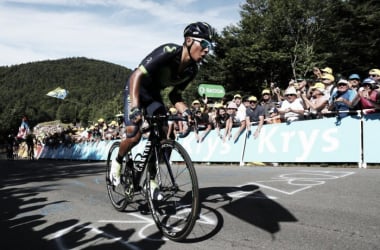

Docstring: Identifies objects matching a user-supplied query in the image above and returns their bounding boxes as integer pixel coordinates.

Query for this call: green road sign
[198,84,225,98]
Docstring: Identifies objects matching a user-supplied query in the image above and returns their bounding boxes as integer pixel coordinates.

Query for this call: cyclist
[109,22,215,191]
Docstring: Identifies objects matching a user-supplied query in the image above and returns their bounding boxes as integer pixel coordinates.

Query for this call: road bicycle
[106,114,199,241]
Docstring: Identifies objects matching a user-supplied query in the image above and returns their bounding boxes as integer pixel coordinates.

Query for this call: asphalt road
[1,159,379,250]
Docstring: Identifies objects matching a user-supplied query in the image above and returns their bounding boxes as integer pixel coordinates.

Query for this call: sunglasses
[285,94,296,97]
[338,83,348,87]
[249,101,257,104]
[370,74,380,77]
[192,38,212,50]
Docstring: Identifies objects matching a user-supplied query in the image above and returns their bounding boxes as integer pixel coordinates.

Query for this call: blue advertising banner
[39,115,369,165]
[243,116,362,163]
[362,113,380,163]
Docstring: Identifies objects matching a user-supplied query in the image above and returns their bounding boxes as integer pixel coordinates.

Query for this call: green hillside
[0,57,132,141]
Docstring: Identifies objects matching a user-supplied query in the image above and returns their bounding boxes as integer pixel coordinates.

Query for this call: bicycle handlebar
[142,114,197,138]
[144,114,187,122]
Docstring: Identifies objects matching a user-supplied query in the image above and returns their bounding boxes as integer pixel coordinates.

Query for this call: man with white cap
[232,94,247,142]
[328,79,357,118]
[278,87,305,123]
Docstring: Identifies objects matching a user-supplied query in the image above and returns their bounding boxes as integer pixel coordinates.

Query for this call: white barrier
[38,113,378,167]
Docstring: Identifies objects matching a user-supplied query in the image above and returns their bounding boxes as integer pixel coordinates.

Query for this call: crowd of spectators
[31,117,124,148]
[166,67,380,142]
[24,67,380,146]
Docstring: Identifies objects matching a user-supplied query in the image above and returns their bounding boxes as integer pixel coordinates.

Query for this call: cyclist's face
[189,37,210,62]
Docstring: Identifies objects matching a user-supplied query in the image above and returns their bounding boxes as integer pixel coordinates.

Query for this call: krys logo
[198,84,225,98]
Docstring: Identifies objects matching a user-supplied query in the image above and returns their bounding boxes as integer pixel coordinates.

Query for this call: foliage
[1,0,379,142]
[0,57,131,141]
[206,0,380,97]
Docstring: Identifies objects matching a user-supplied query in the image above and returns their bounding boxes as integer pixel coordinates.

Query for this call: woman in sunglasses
[109,22,215,187]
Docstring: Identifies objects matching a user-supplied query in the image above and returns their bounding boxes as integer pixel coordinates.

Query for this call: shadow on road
[183,185,298,243]
[0,160,297,249]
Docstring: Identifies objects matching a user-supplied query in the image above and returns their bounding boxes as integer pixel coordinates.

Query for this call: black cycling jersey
[136,43,198,104]
[124,43,198,125]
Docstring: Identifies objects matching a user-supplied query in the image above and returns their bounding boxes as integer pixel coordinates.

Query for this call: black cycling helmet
[184,22,214,41]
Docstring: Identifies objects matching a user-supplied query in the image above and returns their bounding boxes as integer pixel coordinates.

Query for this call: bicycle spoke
[146,140,199,241]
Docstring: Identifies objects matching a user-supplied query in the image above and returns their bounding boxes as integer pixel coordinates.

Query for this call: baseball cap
[348,74,360,80]
[322,73,335,81]
[369,69,380,76]
[262,89,271,95]
[234,94,242,99]
[248,96,258,102]
[310,82,325,89]
[337,79,349,85]
[321,67,333,74]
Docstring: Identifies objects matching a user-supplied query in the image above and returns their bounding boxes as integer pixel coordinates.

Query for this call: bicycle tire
[106,142,130,211]
[146,139,199,241]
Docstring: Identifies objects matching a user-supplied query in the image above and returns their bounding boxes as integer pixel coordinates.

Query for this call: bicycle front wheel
[106,142,130,211]
[146,139,199,241]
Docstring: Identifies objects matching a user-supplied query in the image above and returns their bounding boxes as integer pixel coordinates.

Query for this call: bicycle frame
[132,116,178,190]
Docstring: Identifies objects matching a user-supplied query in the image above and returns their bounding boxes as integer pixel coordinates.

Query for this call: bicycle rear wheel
[146,139,199,241]
[106,142,131,211]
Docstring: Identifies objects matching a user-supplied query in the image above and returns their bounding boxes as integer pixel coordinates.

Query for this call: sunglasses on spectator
[192,38,212,50]
[338,83,348,87]
[249,101,257,104]
[370,74,380,77]
[285,94,296,97]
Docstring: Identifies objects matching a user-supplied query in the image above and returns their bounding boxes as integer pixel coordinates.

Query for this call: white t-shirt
[279,98,304,121]
[236,104,246,122]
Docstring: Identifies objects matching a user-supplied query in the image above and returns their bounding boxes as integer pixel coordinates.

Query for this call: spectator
[369,68,380,85]
[25,133,35,160]
[260,89,277,123]
[348,74,361,91]
[270,82,283,102]
[214,105,229,139]
[354,78,380,114]
[312,67,323,80]
[223,102,238,142]
[242,95,250,109]
[327,79,357,118]
[98,118,107,140]
[267,107,281,124]
[321,73,335,99]
[232,94,247,139]
[301,82,328,119]
[245,96,264,139]
[167,107,179,139]
[191,99,201,111]
[105,120,119,140]
[194,107,212,142]
[278,87,305,123]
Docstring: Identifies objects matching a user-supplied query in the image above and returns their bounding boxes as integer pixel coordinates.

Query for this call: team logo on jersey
[163,46,177,53]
